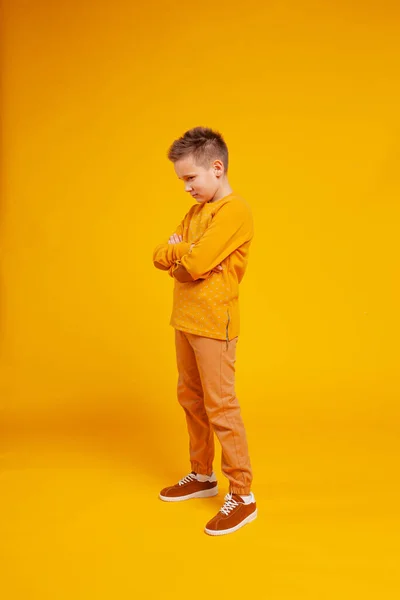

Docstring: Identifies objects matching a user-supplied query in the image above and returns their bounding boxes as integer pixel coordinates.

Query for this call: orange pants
[174,328,253,495]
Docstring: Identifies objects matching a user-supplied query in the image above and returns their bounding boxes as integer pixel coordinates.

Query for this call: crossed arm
[153,234,222,283]
[153,199,253,283]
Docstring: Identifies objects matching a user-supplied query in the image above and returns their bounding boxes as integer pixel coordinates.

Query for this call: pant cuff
[191,463,213,476]
[230,486,251,495]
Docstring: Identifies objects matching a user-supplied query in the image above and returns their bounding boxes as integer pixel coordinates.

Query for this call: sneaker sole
[159,487,219,502]
[204,508,258,536]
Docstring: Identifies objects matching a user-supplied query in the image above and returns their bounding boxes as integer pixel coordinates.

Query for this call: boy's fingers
[167,233,184,244]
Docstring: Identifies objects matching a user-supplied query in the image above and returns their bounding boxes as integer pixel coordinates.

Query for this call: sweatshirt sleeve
[153,241,191,269]
[179,199,253,281]
[152,216,191,270]
[168,261,214,281]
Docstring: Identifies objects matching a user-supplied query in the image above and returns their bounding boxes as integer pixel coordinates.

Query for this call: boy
[152,126,257,536]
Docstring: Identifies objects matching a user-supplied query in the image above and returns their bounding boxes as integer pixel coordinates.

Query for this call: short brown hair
[167,126,229,173]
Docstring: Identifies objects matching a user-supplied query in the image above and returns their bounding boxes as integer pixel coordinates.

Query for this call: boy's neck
[208,178,233,203]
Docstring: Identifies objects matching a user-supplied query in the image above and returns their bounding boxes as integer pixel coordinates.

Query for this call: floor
[1,408,399,599]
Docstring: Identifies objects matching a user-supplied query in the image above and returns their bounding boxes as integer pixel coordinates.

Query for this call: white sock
[239,493,254,504]
[197,472,214,482]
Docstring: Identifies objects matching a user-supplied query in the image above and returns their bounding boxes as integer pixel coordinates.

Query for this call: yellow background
[1,0,399,597]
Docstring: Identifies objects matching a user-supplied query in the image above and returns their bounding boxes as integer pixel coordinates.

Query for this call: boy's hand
[212,265,223,273]
[168,234,183,244]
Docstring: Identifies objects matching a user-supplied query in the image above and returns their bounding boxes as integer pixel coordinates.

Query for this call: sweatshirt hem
[171,322,238,341]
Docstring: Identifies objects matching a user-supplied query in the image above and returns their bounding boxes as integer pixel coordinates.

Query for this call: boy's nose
[185,183,193,192]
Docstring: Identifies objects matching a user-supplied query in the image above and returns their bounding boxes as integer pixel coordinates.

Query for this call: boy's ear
[213,159,224,177]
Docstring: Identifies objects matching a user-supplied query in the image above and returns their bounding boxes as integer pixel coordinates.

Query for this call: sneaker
[204,492,257,536]
[159,471,218,502]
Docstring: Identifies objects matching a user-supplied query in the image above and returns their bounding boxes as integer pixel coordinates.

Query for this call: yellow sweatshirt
[152,192,254,342]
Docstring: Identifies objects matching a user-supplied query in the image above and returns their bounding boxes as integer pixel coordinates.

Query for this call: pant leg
[174,328,214,475]
[187,333,253,495]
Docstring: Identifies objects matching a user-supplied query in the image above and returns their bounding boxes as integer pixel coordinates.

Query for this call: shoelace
[220,493,240,516]
[178,473,197,486]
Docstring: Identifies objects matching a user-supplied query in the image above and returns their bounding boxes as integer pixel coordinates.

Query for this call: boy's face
[174,154,223,204]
